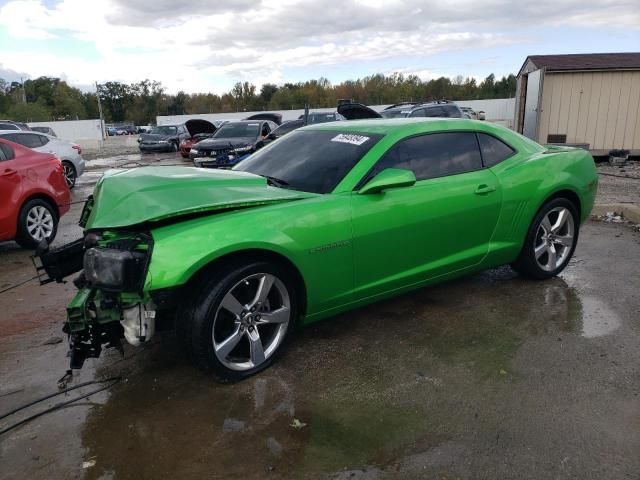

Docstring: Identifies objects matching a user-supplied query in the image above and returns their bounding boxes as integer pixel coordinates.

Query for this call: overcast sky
[0,0,638,94]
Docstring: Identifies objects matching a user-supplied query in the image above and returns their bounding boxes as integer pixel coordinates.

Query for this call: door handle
[474,184,496,195]
[2,168,17,177]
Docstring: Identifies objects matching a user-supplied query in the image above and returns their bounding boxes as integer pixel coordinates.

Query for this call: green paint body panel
[77,119,597,326]
[85,167,318,230]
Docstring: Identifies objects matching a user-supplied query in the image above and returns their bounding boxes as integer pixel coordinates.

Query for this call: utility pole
[95,81,106,140]
[20,77,26,103]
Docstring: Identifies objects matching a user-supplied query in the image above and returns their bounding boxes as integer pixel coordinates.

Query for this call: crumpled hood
[85,166,317,229]
[196,137,255,149]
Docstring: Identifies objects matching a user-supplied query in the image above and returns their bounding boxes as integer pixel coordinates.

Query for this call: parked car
[298,111,345,124]
[138,124,190,153]
[190,120,277,168]
[115,124,136,135]
[337,100,464,120]
[0,130,85,188]
[107,126,118,136]
[36,118,597,381]
[0,120,31,131]
[0,137,70,248]
[460,107,478,120]
[30,126,58,137]
[262,119,304,146]
[179,119,219,159]
[244,113,283,125]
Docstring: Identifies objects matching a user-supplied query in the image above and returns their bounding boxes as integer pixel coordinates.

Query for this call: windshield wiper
[262,175,292,189]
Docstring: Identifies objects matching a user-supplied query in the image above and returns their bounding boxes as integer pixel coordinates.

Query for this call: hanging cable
[0,376,121,436]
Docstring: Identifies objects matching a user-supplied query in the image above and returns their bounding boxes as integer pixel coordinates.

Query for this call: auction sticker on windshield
[331,134,370,146]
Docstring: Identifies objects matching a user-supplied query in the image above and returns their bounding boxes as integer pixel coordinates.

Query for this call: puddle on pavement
[71,267,605,479]
[579,295,622,338]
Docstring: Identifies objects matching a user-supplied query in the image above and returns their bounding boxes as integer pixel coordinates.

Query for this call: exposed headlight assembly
[84,248,148,291]
[190,148,198,154]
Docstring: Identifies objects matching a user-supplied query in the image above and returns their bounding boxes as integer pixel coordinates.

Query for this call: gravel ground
[595,158,640,205]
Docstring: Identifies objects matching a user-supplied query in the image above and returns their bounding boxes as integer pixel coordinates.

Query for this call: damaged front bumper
[33,229,158,370]
[65,288,156,368]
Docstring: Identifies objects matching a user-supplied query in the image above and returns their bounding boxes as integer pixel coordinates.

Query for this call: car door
[350,131,503,299]
[0,142,23,239]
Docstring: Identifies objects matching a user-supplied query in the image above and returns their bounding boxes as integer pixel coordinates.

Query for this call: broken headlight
[83,248,148,292]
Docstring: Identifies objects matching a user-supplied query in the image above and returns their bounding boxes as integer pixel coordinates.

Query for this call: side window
[261,123,270,136]
[368,132,483,182]
[408,108,426,117]
[424,106,445,117]
[0,123,19,130]
[1,133,22,144]
[443,105,462,118]
[18,134,44,148]
[0,143,15,161]
[37,134,50,146]
[477,133,515,167]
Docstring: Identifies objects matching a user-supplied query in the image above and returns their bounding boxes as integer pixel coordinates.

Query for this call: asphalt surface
[0,149,639,479]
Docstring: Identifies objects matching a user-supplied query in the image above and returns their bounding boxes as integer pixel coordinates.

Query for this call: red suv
[0,138,70,248]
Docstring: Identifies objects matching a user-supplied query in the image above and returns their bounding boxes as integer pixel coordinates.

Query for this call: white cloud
[0,0,637,93]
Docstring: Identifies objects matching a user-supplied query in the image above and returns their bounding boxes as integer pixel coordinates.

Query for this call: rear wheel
[512,198,578,279]
[180,260,297,382]
[62,161,76,189]
[15,199,58,249]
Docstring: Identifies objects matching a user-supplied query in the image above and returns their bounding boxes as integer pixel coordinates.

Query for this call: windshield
[234,130,383,194]
[150,126,177,135]
[380,110,409,119]
[214,122,260,139]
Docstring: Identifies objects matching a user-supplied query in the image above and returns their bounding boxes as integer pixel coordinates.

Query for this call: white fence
[157,98,516,129]
[28,119,104,149]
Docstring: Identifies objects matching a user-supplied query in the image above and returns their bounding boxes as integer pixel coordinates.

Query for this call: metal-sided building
[514,53,640,155]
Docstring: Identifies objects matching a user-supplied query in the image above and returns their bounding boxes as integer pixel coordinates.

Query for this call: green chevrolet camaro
[37,118,597,381]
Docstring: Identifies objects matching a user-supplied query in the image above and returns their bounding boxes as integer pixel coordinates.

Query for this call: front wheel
[181,261,297,382]
[512,198,579,279]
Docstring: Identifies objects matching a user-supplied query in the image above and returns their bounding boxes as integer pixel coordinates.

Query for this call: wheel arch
[21,193,60,219]
[182,248,308,318]
[538,188,582,221]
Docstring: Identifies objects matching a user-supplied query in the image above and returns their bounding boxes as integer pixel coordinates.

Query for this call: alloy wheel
[212,273,291,371]
[534,206,575,272]
[63,162,76,188]
[26,205,54,242]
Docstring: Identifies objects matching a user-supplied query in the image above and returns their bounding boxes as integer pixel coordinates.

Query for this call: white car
[0,130,85,188]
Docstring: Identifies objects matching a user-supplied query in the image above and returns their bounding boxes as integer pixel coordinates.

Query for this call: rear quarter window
[477,133,516,167]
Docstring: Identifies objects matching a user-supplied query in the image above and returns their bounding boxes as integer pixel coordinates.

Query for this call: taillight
[72,145,82,155]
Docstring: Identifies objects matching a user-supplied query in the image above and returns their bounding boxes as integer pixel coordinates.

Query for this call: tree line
[0,73,516,124]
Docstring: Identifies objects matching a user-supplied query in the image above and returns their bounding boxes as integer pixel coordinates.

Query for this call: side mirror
[358,168,416,195]
[267,133,276,140]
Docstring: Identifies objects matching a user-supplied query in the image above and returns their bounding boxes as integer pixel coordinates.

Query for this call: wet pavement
[1,151,639,479]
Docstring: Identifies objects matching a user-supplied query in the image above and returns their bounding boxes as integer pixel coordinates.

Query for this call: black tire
[179,260,298,382]
[62,161,76,189]
[512,197,579,279]
[15,199,58,249]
